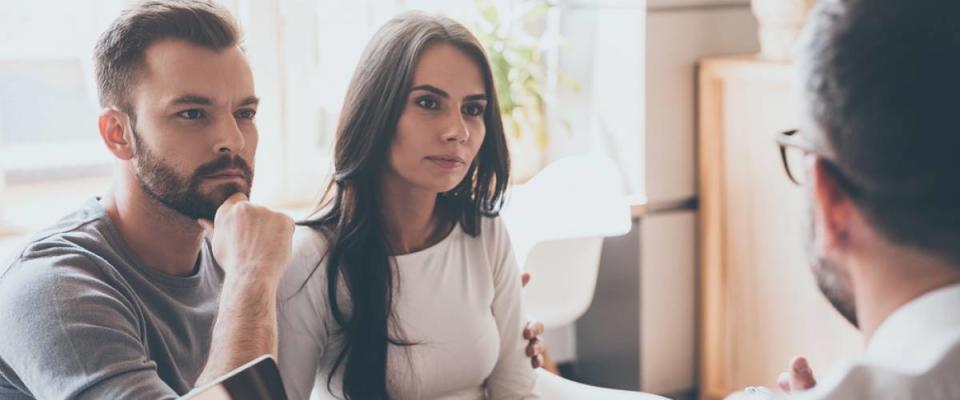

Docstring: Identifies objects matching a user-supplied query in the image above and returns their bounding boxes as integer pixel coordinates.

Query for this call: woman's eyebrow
[410,84,486,101]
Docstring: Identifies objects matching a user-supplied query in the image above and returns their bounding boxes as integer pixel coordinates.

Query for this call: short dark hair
[799,0,960,264]
[94,0,240,110]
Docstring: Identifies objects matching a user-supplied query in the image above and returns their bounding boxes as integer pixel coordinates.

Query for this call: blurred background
[0,1,864,399]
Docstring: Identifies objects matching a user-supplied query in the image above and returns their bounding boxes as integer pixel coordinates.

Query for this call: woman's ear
[98,108,135,160]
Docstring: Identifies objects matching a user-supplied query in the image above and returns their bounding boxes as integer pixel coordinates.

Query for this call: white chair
[535,369,669,399]
[502,155,632,329]
[504,156,661,399]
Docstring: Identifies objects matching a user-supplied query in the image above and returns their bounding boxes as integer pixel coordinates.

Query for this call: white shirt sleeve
[277,227,331,400]
[484,217,541,399]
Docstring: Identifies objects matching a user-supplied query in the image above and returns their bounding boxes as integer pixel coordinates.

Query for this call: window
[0,0,645,231]
[0,1,133,229]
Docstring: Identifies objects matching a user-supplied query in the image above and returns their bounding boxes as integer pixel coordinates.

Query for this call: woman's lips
[425,155,466,170]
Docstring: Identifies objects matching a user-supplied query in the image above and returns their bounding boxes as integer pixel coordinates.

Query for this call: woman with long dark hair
[276,11,540,400]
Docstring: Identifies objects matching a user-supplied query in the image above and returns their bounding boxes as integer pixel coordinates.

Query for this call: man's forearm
[195,277,278,387]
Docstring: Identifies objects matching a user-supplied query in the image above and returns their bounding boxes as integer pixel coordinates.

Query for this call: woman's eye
[463,103,485,117]
[177,109,205,120]
[235,109,256,120]
[415,96,440,110]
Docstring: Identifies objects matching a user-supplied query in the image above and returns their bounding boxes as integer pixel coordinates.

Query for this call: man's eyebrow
[165,95,260,107]
[238,96,259,107]
[167,95,212,106]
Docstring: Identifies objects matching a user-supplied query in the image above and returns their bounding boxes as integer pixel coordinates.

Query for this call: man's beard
[131,127,253,220]
[805,200,859,328]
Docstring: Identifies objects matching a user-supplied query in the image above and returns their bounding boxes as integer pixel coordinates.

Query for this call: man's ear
[98,108,135,160]
[810,157,856,253]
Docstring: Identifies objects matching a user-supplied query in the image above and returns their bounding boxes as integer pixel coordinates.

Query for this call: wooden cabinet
[697,55,862,400]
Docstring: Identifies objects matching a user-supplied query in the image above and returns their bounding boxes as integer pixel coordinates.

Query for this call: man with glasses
[732,0,960,398]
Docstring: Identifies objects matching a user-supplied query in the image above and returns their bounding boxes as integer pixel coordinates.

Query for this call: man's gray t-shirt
[0,198,223,399]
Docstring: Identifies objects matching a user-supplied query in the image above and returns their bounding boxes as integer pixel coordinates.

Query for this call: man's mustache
[193,156,253,180]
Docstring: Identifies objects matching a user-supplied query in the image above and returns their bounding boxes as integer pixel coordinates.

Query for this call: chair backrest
[502,154,631,265]
[522,236,604,328]
[501,155,632,328]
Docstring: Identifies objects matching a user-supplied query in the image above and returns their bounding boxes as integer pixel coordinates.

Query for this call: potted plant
[473,0,552,182]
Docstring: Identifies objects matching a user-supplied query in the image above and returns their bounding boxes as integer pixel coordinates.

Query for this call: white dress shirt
[730,283,960,400]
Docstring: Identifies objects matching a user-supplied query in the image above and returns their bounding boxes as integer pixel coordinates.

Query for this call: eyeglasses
[774,129,813,185]
[775,129,866,200]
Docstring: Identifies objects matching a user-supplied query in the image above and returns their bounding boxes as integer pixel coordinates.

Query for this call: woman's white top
[277,216,539,400]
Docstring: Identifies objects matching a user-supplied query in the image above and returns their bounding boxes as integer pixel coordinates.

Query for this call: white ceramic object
[751,0,816,60]
[501,155,631,329]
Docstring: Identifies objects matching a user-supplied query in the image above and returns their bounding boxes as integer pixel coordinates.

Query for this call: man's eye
[463,104,485,117]
[235,109,256,120]
[415,96,440,110]
[177,109,205,120]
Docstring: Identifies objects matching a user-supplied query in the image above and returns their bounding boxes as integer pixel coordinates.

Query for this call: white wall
[640,0,758,395]
[575,0,759,397]
[644,0,758,203]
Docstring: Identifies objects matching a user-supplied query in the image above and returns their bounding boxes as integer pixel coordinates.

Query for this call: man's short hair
[94,0,241,110]
[799,0,960,264]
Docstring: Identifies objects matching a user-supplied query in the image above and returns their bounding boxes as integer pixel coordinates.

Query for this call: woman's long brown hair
[300,11,510,399]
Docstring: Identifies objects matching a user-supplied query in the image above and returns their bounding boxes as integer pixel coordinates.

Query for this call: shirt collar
[862,283,960,372]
